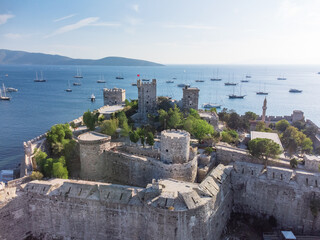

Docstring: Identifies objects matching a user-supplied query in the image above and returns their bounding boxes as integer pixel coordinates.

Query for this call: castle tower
[182,86,200,111]
[160,129,190,164]
[137,79,157,120]
[78,131,111,181]
[103,88,126,106]
[262,97,267,122]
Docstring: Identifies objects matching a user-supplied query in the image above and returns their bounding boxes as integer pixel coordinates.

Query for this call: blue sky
[1,0,320,64]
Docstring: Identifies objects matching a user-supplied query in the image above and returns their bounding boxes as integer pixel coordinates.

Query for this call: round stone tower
[77,131,111,181]
[160,129,190,164]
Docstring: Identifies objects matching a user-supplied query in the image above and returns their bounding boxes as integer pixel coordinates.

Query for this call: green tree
[293,121,306,131]
[157,96,172,111]
[218,108,230,122]
[281,126,312,155]
[190,119,214,143]
[290,158,298,169]
[275,119,290,133]
[227,112,241,130]
[83,110,98,131]
[120,121,131,137]
[158,109,169,129]
[52,159,68,179]
[43,158,54,177]
[47,124,72,144]
[242,111,257,130]
[136,128,146,146]
[248,138,282,167]
[101,119,119,136]
[30,171,43,180]
[34,149,48,172]
[129,131,140,144]
[221,130,239,144]
[167,104,183,129]
[146,132,155,146]
[189,108,200,119]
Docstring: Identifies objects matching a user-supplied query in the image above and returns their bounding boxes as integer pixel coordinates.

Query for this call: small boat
[241,80,249,83]
[211,78,222,81]
[166,80,174,83]
[245,75,252,78]
[141,79,150,81]
[90,94,95,102]
[5,74,8,77]
[6,87,18,92]
[34,72,46,82]
[0,84,10,100]
[74,68,83,78]
[195,80,205,82]
[131,83,137,86]
[229,85,245,99]
[73,82,81,86]
[172,77,177,80]
[277,77,287,80]
[116,76,124,79]
[97,75,106,83]
[256,91,268,95]
[224,82,237,86]
[289,89,302,93]
[65,80,72,92]
[203,103,221,109]
[177,84,190,87]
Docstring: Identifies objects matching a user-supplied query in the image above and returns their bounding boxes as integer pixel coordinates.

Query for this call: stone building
[292,110,304,123]
[182,86,200,110]
[103,87,126,106]
[160,129,190,164]
[304,155,320,172]
[137,79,157,120]
[78,131,111,181]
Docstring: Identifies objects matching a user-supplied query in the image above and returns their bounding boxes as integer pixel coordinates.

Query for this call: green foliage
[83,110,98,131]
[98,115,105,123]
[227,112,241,130]
[218,108,230,122]
[129,131,140,143]
[52,157,68,179]
[221,130,239,144]
[304,125,318,138]
[293,120,306,131]
[157,96,172,111]
[255,122,273,132]
[167,104,183,129]
[158,109,168,129]
[47,123,72,145]
[186,118,214,142]
[189,108,200,119]
[275,120,290,133]
[30,171,43,180]
[101,119,119,136]
[204,147,214,155]
[248,138,282,166]
[281,126,313,155]
[210,108,217,113]
[146,132,155,146]
[136,128,146,146]
[290,158,298,169]
[70,121,76,129]
[120,121,131,137]
[242,111,258,130]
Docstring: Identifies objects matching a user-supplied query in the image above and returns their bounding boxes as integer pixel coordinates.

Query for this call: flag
[137,74,140,77]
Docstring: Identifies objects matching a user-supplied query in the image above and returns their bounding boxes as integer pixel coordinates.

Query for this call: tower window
[166,149,168,152]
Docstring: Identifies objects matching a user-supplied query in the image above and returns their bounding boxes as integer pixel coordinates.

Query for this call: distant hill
[0,49,164,66]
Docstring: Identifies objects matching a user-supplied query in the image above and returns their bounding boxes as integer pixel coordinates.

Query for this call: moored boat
[224,82,237,86]
[0,84,11,100]
[6,87,18,92]
[289,89,302,93]
[177,84,190,87]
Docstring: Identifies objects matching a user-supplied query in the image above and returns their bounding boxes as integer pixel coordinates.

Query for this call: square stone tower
[103,88,126,106]
[182,86,200,110]
[137,79,157,120]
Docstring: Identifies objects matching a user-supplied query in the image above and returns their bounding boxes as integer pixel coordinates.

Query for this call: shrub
[290,158,298,168]
[30,171,43,180]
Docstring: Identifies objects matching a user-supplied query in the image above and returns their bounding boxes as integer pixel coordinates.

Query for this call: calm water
[0,64,320,170]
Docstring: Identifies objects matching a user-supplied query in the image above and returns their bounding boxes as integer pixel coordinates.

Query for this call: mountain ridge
[0,49,164,66]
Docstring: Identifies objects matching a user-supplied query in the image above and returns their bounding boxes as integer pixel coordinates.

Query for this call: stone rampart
[232,161,320,234]
[123,145,160,159]
[104,149,198,187]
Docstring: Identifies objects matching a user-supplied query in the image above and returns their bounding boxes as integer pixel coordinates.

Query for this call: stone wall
[182,87,200,111]
[0,165,233,240]
[103,87,126,106]
[232,161,320,235]
[103,149,198,187]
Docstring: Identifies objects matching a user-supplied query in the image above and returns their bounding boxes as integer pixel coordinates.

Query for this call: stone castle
[1,78,320,239]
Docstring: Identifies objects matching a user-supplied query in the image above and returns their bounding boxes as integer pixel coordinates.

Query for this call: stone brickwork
[78,131,111,181]
[137,79,157,120]
[232,161,320,235]
[182,86,200,110]
[0,165,233,240]
[304,155,320,172]
[103,87,126,106]
[160,129,190,164]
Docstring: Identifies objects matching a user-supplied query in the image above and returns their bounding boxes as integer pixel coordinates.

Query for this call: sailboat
[34,72,46,82]
[229,85,246,99]
[115,73,124,79]
[0,84,10,100]
[90,94,96,102]
[97,75,106,83]
[65,80,72,92]
[256,83,268,95]
[277,74,286,80]
[211,69,222,81]
[74,68,83,78]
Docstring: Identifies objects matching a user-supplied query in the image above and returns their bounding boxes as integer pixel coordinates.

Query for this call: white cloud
[278,0,300,19]
[45,17,120,38]
[53,14,76,22]
[0,14,14,25]
[132,4,139,12]
[165,24,216,30]
[4,33,22,39]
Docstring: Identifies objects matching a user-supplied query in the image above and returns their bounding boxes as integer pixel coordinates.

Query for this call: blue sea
[0,64,320,170]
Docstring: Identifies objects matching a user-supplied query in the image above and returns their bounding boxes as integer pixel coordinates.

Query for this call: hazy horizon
[1,0,320,65]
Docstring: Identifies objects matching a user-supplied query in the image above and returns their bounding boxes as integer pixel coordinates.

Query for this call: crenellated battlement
[103,87,125,93]
[137,79,157,86]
